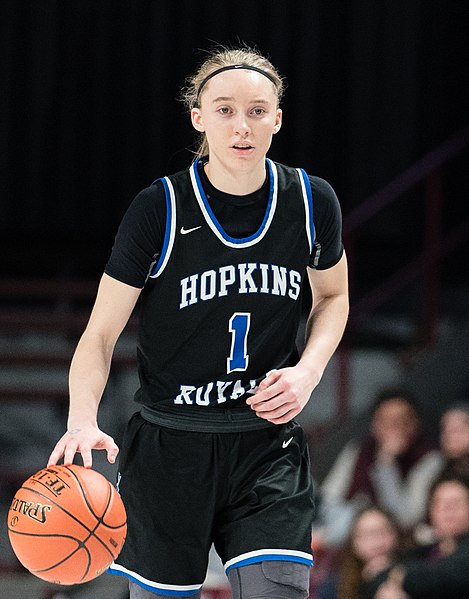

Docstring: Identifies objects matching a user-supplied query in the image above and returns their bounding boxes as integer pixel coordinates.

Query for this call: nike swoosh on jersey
[282,436,294,449]
[180,225,202,235]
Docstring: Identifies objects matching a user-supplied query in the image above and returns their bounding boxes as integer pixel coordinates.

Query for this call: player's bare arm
[248,253,349,424]
[48,274,141,468]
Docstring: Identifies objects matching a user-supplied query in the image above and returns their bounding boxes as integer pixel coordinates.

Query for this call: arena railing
[334,123,469,422]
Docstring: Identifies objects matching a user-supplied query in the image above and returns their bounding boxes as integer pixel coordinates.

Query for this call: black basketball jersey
[136,157,315,432]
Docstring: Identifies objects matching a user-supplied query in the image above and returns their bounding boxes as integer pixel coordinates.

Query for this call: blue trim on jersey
[225,554,313,574]
[151,177,172,276]
[298,168,315,248]
[108,567,202,596]
[192,157,275,245]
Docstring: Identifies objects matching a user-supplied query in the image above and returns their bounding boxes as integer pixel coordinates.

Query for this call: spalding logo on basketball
[8,464,127,585]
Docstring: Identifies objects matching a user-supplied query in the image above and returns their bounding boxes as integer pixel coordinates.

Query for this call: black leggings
[129,561,310,599]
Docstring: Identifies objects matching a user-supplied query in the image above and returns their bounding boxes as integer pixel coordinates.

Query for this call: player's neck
[203,157,266,196]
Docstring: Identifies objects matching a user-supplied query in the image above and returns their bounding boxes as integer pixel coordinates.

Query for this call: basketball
[7,464,127,585]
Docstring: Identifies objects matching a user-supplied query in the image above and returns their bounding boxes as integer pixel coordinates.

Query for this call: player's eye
[218,106,232,115]
[251,107,266,116]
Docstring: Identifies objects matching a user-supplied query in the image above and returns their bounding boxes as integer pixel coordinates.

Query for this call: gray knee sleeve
[228,561,310,599]
[129,580,201,599]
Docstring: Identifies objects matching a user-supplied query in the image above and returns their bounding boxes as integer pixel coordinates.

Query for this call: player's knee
[129,581,201,599]
[227,561,310,599]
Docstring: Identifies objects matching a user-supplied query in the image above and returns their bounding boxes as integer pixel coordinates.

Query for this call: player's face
[191,69,282,173]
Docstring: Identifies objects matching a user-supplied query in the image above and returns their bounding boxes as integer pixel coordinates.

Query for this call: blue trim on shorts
[225,554,313,574]
[108,567,202,597]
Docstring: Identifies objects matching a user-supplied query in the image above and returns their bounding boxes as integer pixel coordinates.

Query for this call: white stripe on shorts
[224,548,313,573]
[108,563,202,596]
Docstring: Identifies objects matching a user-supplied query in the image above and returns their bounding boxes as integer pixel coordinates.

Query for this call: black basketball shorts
[109,411,314,597]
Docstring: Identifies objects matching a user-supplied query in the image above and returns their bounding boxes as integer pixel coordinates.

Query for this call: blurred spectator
[374,470,469,599]
[319,387,443,545]
[413,402,469,545]
[316,506,406,599]
[440,402,469,464]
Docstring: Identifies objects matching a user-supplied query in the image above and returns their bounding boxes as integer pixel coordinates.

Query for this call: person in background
[374,469,469,599]
[316,507,406,599]
[319,387,443,546]
[440,402,469,465]
[412,401,469,545]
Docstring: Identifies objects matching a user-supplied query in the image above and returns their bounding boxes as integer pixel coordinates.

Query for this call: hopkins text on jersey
[179,262,302,309]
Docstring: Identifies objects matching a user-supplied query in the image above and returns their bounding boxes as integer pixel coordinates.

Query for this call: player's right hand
[47,425,119,469]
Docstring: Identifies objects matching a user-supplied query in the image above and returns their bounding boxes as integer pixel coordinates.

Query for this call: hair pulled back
[181,45,284,158]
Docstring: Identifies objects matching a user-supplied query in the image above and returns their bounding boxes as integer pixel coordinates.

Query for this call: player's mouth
[232,143,254,154]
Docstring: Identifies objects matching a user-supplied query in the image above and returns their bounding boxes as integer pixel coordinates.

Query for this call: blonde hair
[181,45,284,158]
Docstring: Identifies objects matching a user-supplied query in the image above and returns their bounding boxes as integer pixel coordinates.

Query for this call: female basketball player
[48,46,349,598]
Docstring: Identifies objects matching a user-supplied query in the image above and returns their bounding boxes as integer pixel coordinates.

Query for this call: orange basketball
[7,464,127,585]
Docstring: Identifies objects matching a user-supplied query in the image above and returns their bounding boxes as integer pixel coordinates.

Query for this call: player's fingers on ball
[77,442,93,468]
[47,439,66,466]
[47,447,62,467]
[82,452,93,469]
[63,440,79,466]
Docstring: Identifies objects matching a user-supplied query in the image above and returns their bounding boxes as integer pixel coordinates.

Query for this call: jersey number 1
[227,312,251,373]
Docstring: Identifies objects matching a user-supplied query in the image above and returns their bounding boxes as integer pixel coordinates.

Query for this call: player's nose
[233,115,250,137]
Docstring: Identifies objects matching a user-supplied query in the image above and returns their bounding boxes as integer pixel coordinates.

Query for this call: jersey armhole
[296,168,315,254]
[148,177,176,278]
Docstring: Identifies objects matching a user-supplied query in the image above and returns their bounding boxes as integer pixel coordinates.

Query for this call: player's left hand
[247,365,319,424]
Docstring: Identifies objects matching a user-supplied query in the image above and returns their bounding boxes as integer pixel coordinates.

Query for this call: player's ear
[191,108,205,132]
[273,108,282,134]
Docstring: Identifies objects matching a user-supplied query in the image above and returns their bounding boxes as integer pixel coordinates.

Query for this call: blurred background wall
[1,0,468,281]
